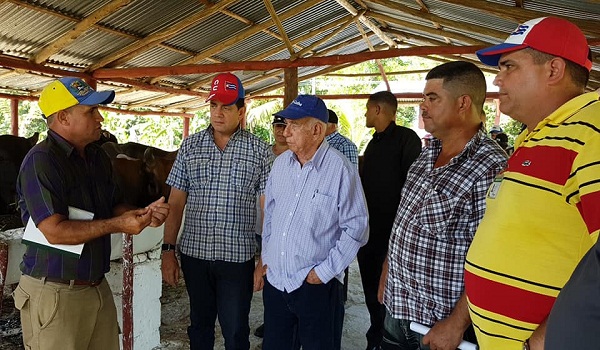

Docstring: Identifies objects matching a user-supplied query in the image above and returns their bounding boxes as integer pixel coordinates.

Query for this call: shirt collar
[518,92,600,147]
[285,139,329,171]
[429,125,487,165]
[47,129,99,159]
[373,121,396,140]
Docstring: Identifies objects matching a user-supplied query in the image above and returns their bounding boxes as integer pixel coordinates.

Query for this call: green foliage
[396,106,417,128]
[482,103,523,146]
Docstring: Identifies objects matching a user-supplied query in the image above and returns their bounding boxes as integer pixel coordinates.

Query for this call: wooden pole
[183,117,190,138]
[122,234,134,350]
[10,98,19,136]
[283,68,298,107]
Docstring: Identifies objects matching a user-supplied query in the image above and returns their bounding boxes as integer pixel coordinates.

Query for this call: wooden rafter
[220,9,303,51]
[178,0,322,67]
[369,0,509,40]
[88,0,239,71]
[8,0,220,62]
[33,0,132,64]
[334,0,396,48]
[326,69,431,77]
[94,45,487,79]
[440,0,600,36]
[186,13,354,90]
[263,0,295,57]
[295,15,355,58]
[369,11,491,45]
[355,20,391,91]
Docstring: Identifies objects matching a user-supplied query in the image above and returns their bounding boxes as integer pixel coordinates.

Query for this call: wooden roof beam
[263,0,296,58]
[88,0,239,71]
[369,0,509,40]
[94,45,487,79]
[334,0,396,48]
[220,9,303,52]
[369,11,489,45]
[326,69,431,77]
[33,0,132,64]
[440,0,600,36]
[295,15,356,58]
[355,20,390,91]
[178,0,322,67]
[8,0,216,61]
[186,13,353,90]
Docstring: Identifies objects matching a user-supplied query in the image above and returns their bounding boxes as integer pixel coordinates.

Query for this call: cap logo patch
[511,24,530,36]
[292,99,302,107]
[69,80,91,96]
[225,81,237,90]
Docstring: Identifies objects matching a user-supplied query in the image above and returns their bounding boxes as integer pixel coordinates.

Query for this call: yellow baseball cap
[38,77,115,117]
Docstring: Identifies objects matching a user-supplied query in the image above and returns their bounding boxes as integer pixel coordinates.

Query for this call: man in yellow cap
[13,77,169,350]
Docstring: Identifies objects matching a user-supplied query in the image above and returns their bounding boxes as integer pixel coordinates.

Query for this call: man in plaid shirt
[380,61,508,350]
[161,73,271,350]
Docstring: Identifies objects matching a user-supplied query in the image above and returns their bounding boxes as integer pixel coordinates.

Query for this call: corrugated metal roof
[0,0,597,115]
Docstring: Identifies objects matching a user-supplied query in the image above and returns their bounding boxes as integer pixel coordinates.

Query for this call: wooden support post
[283,68,298,107]
[0,242,8,315]
[183,117,190,139]
[122,234,134,350]
[10,98,19,136]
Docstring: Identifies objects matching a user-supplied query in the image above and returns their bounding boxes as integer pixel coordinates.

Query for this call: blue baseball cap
[273,95,328,123]
[38,77,115,117]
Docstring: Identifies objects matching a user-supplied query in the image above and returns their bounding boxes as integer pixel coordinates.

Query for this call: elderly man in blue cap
[260,94,369,350]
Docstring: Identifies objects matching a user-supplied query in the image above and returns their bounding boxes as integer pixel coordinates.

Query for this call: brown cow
[101,142,177,207]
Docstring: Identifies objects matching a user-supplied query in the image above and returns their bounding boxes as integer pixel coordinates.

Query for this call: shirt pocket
[232,158,259,188]
[305,192,337,232]
[189,157,211,188]
[417,191,469,240]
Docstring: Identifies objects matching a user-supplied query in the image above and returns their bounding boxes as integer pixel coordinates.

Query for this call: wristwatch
[161,243,176,252]
[522,338,530,350]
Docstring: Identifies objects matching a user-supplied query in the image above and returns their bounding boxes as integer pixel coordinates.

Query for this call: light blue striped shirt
[262,140,369,292]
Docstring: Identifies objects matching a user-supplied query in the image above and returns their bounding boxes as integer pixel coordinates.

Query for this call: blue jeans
[262,278,342,350]
[381,311,427,350]
[381,310,477,350]
[180,254,254,350]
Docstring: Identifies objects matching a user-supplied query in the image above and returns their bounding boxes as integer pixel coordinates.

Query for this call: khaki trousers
[13,274,119,350]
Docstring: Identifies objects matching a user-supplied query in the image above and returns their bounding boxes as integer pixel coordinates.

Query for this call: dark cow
[101,142,177,208]
[0,133,39,216]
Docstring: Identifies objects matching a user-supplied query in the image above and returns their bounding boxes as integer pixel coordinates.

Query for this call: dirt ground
[0,259,369,350]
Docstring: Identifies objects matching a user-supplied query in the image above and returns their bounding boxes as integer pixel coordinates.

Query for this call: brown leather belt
[42,276,104,287]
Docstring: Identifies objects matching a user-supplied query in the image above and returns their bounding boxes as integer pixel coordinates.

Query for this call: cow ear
[143,148,156,166]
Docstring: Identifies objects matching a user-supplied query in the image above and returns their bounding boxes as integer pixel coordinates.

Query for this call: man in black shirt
[359,91,422,350]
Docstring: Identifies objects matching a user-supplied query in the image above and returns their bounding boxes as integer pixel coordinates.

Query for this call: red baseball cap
[206,72,245,106]
[476,17,592,71]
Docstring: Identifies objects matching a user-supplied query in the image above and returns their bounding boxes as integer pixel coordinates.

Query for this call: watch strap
[161,243,176,251]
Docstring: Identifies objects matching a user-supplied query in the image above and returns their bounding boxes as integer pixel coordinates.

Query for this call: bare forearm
[44,216,133,244]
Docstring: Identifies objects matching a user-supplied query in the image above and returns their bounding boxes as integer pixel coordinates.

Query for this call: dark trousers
[263,277,342,350]
[381,311,478,350]
[180,253,254,350]
[357,231,390,348]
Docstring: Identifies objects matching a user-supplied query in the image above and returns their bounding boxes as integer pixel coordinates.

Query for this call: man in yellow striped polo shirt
[464,17,600,350]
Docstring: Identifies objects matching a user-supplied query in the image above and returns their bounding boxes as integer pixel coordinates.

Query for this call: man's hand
[147,196,170,227]
[161,251,180,286]
[422,317,465,350]
[254,263,267,292]
[119,207,153,235]
[306,269,322,284]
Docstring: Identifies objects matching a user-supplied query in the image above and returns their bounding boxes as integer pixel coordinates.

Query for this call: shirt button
[282,232,286,236]
[296,193,299,197]
[289,212,292,216]
[281,252,285,255]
